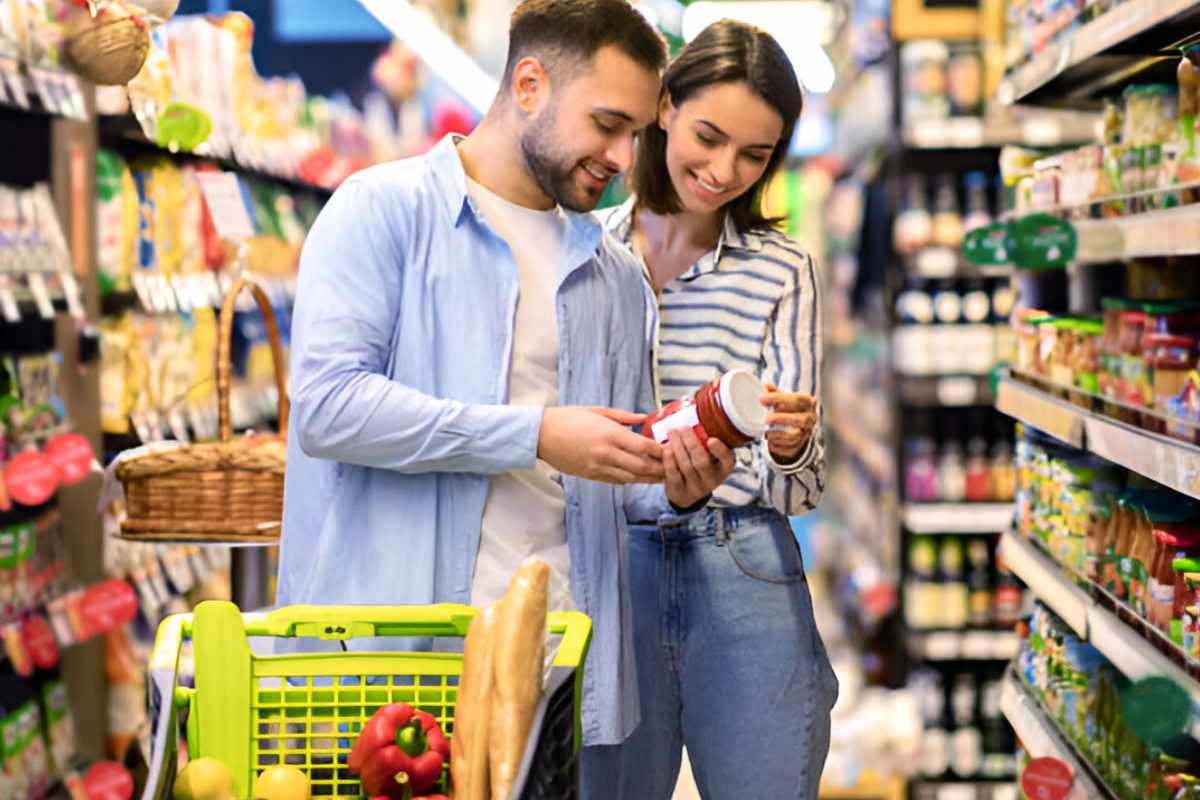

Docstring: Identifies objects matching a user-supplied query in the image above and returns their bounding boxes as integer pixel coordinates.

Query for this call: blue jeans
[581,506,838,799]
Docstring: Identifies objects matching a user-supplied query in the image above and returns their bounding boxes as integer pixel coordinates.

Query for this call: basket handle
[244,603,480,639]
[142,614,189,800]
[217,276,290,443]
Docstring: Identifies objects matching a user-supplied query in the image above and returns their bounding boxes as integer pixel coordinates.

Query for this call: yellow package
[100,318,134,435]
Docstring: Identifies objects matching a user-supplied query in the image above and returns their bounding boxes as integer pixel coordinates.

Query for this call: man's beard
[519,107,603,213]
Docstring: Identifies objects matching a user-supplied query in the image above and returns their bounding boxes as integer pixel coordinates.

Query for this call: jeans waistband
[630,505,779,541]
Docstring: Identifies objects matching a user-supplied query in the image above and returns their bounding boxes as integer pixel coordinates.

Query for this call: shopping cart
[141,600,592,800]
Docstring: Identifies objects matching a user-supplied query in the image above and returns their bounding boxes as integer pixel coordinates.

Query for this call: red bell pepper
[348,703,450,798]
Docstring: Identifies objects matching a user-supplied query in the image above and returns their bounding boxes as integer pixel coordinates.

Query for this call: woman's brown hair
[632,20,802,232]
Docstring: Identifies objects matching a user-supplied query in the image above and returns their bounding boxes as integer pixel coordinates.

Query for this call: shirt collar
[606,196,763,279]
[429,133,603,275]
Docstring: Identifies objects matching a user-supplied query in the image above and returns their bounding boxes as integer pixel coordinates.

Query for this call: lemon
[172,757,235,800]
[252,766,310,800]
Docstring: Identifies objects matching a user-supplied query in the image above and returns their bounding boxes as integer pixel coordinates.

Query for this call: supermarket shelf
[899,375,996,408]
[99,113,333,196]
[0,68,87,121]
[903,503,1014,534]
[998,670,1119,800]
[996,376,1200,501]
[999,531,1091,636]
[995,379,1085,447]
[1002,530,1200,726]
[908,629,1021,661]
[998,0,1200,105]
[1086,601,1200,714]
[1074,203,1200,262]
[903,114,1098,150]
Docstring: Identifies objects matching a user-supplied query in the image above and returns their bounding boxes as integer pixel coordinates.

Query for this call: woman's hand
[663,428,736,509]
[761,383,818,464]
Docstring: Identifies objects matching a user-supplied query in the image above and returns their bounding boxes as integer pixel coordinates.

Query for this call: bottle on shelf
[907,535,942,630]
[963,171,992,234]
[905,412,940,502]
[931,174,964,249]
[894,175,933,255]
[994,549,1025,628]
[949,672,982,778]
[965,411,992,502]
[940,536,970,628]
[967,537,994,627]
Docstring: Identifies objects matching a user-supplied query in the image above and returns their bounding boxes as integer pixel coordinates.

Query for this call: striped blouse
[601,198,825,515]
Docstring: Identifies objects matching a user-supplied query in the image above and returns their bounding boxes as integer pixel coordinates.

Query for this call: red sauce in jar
[642,369,768,449]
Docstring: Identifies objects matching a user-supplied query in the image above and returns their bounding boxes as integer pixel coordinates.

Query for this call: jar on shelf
[1146,333,1200,433]
[901,40,950,125]
[1122,84,1179,147]
[1115,310,1150,421]
[1069,319,1103,400]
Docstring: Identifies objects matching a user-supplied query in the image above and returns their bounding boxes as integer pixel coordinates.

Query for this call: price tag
[1023,118,1063,147]
[130,272,152,313]
[195,171,255,242]
[937,377,978,406]
[153,273,176,313]
[59,271,84,320]
[170,275,192,311]
[6,450,58,506]
[21,614,58,669]
[61,73,87,121]
[1021,756,1073,800]
[158,546,194,594]
[167,409,190,445]
[80,580,138,638]
[44,432,93,486]
[29,68,56,114]
[26,272,55,319]
[0,281,19,323]
[82,761,134,800]
[3,65,28,110]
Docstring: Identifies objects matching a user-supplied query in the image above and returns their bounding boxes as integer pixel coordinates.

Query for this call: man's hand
[663,428,736,509]
[538,406,666,484]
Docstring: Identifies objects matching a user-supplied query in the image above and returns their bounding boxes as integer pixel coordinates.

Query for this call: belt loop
[714,508,728,546]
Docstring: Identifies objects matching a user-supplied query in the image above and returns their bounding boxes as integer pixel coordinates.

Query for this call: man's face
[518,46,660,212]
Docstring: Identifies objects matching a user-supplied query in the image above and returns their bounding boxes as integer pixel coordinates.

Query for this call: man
[277,0,736,753]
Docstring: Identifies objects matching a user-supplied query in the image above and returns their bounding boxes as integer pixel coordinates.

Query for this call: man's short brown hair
[503,0,667,84]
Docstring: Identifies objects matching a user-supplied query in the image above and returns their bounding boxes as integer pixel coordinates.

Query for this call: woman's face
[658,80,785,215]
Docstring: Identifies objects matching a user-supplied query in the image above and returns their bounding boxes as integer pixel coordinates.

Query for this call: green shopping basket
[142,600,592,800]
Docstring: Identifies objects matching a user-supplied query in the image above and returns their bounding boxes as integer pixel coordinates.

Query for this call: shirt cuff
[667,493,711,516]
[765,430,819,476]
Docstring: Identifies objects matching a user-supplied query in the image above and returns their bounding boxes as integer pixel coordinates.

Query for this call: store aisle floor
[672,750,701,799]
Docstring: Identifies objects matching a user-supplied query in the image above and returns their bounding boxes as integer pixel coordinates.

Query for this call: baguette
[488,559,550,800]
[452,605,496,800]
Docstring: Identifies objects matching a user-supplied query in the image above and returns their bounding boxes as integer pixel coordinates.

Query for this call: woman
[585,20,838,799]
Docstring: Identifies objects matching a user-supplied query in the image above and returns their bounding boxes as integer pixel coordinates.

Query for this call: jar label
[650,401,703,444]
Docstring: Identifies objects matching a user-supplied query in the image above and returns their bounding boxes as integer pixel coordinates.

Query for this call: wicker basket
[64,13,150,87]
[116,276,289,543]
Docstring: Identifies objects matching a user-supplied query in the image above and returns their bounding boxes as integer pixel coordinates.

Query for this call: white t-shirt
[466,177,572,610]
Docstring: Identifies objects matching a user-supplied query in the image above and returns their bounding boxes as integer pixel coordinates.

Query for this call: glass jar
[643,369,767,448]
[1148,333,1200,432]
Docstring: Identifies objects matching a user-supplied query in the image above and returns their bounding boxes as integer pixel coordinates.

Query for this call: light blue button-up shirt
[276,135,670,746]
